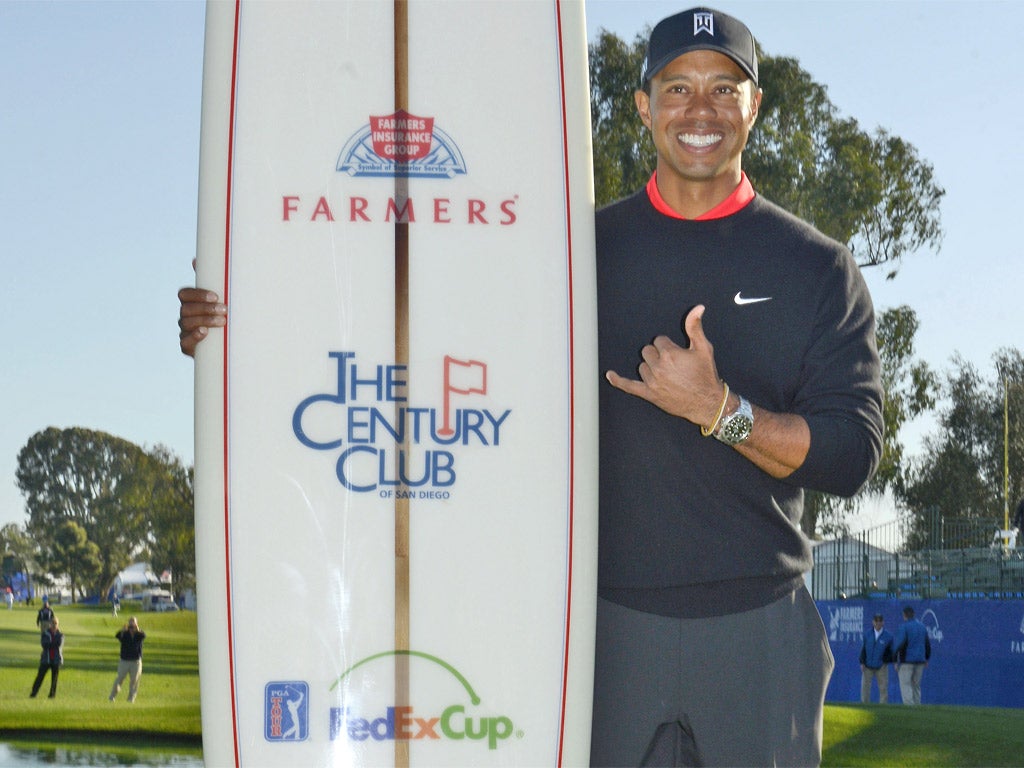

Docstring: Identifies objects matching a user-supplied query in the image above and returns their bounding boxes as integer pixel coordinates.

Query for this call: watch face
[716,398,753,445]
[719,414,752,444]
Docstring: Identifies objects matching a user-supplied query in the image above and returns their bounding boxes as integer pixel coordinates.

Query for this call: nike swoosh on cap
[734,292,772,305]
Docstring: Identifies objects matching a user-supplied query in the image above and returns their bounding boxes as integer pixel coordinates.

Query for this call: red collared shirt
[645,171,755,220]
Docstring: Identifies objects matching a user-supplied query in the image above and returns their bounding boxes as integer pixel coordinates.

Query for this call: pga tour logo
[337,109,468,179]
[265,681,309,742]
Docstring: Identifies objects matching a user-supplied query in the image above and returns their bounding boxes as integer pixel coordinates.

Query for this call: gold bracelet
[701,381,730,437]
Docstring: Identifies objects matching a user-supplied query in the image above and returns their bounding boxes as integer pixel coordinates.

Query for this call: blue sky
[2,0,1021,528]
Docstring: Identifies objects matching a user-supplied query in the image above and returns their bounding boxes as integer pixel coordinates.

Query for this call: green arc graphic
[331,650,481,705]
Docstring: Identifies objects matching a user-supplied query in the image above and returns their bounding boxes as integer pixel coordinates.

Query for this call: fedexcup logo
[338,109,468,179]
[329,650,519,750]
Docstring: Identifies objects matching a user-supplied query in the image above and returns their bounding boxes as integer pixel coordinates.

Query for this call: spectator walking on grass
[109,616,146,703]
[30,616,63,699]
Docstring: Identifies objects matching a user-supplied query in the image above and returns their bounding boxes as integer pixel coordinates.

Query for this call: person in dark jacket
[35,596,54,634]
[859,613,894,703]
[109,616,146,703]
[894,606,931,705]
[30,616,64,698]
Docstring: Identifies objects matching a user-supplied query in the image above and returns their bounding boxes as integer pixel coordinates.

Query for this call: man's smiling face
[635,49,761,205]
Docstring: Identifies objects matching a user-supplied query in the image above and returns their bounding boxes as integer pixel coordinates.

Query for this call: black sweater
[596,190,884,618]
[116,629,146,661]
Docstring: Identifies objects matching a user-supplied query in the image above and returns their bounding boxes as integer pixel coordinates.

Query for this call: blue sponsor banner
[817,599,1024,708]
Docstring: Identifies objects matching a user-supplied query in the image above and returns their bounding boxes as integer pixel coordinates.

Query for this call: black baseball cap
[641,7,758,87]
[873,613,884,620]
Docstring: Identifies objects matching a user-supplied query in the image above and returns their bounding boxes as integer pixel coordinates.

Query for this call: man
[859,613,894,703]
[894,605,931,705]
[592,7,882,766]
[109,616,146,703]
[30,615,63,699]
[36,596,54,634]
[179,7,883,765]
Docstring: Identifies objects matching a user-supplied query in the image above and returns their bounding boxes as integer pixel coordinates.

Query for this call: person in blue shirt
[859,613,894,703]
[893,605,931,705]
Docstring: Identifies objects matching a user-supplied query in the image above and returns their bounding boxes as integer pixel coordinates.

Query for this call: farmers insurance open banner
[819,599,1024,707]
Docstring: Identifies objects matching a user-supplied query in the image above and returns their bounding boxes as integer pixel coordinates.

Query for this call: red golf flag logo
[440,356,487,436]
[370,110,435,161]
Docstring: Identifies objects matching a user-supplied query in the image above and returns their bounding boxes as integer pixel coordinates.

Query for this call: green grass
[0,602,201,744]
[823,702,1024,767]
[4,604,1024,766]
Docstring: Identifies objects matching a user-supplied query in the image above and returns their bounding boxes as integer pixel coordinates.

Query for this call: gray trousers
[897,663,926,705]
[590,586,833,767]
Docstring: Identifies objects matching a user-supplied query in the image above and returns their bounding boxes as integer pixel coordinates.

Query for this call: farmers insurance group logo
[337,109,467,179]
[280,108,517,225]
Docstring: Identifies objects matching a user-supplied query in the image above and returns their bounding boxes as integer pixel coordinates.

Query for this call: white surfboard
[193,1,597,765]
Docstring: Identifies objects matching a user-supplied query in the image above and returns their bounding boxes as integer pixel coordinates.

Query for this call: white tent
[108,563,175,604]
[117,562,160,587]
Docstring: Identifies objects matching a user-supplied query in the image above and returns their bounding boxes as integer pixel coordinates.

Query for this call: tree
[16,427,152,596]
[43,520,102,602]
[743,57,877,248]
[852,130,945,278]
[901,351,1024,547]
[15,427,197,599]
[144,445,196,595]
[1,522,39,598]
[873,307,939,498]
[744,57,945,274]
[589,29,653,206]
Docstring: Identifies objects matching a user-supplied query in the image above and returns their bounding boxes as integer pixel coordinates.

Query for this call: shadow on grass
[823,704,1024,768]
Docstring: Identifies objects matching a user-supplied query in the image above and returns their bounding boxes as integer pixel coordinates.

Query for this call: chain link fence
[809,514,1024,600]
